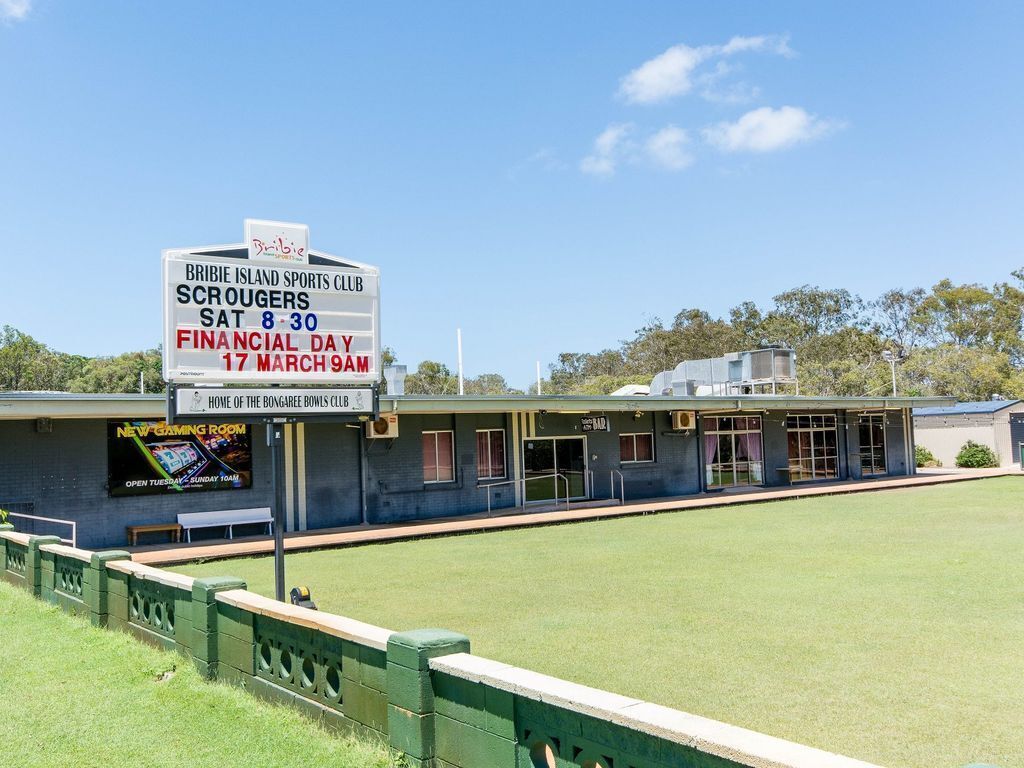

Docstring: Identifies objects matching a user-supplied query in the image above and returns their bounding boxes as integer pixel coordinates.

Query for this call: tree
[0,326,83,391]
[901,345,1014,401]
[66,349,165,394]
[869,288,927,356]
[767,286,864,346]
[464,373,523,395]
[915,279,996,348]
[404,360,459,395]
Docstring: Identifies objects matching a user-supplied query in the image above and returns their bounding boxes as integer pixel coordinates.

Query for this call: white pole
[536,361,542,396]
[457,328,465,396]
[139,371,144,394]
[890,359,897,396]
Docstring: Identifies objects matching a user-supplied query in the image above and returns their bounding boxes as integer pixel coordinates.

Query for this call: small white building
[913,399,1024,467]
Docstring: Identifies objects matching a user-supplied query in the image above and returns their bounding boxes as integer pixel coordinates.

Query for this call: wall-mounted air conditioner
[366,414,399,438]
[671,411,697,431]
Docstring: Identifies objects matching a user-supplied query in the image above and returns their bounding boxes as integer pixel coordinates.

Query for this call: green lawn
[0,580,398,768]
[177,477,1024,768]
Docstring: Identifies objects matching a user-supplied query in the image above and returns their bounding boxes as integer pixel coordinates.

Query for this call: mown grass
[177,477,1024,768]
[0,580,399,768]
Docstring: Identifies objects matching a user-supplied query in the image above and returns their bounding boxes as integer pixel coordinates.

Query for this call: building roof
[913,399,1021,417]
[0,390,954,420]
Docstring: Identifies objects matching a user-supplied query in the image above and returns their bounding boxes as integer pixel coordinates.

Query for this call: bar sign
[581,415,610,432]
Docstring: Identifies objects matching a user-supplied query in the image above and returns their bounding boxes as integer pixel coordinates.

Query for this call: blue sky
[1,1,1021,387]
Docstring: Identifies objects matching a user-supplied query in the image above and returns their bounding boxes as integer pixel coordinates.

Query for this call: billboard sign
[162,222,380,385]
[107,420,252,497]
[173,386,376,421]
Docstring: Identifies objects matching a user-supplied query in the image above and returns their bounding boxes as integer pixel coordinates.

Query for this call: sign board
[580,415,610,433]
[173,386,376,422]
[107,420,252,497]
[163,224,380,385]
[244,219,309,263]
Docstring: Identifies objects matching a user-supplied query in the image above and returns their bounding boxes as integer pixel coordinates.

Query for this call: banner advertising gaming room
[162,219,381,599]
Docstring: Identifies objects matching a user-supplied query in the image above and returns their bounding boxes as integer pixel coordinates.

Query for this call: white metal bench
[177,507,273,543]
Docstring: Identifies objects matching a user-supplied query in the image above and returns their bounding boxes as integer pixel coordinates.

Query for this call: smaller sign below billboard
[174,386,376,421]
[581,415,610,433]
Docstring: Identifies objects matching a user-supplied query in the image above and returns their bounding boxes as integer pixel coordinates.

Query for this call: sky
[1,1,1022,388]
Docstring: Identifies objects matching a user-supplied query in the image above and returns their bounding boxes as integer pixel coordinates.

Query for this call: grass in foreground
[0,580,398,768]
[178,477,1024,768]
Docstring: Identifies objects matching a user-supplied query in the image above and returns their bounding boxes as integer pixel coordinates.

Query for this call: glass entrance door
[858,413,887,475]
[523,437,587,502]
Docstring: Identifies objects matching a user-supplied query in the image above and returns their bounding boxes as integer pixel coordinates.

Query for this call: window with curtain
[619,433,654,463]
[702,415,763,488]
[476,429,506,479]
[422,430,455,483]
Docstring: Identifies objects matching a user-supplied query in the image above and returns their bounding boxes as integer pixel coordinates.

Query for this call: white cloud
[702,106,841,152]
[719,34,794,57]
[618,34,793,104]
[580,123,633,177]
[0,0,31,22]
[645,126,693,171]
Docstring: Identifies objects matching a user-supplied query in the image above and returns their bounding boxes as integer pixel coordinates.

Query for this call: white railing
[610,469,625,505]
[482,473,571,515]
[4,512,77,547]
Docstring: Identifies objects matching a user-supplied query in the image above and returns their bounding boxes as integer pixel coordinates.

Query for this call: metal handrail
[4,512,77,547]
[482,473,571,515]
[609,469,625,505]
[481,477,520,515]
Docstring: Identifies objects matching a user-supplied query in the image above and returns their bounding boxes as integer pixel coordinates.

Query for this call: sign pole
[268,422,287,602]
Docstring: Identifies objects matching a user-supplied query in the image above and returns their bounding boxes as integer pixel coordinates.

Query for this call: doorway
[522,437,587,502]
[858,413,887,476]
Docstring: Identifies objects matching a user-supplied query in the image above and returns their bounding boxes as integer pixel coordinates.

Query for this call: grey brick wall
[0,419,274,549]
[0,407,912,548]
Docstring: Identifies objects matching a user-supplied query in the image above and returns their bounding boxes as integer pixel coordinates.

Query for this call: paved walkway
[130,467,1018,565]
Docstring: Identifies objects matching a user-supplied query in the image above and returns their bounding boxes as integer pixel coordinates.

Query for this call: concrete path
[130,467,1018,566]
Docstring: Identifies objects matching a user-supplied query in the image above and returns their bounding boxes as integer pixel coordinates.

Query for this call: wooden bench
[776,466,796,486]
[177,507,273,543]
[126,523,182,546]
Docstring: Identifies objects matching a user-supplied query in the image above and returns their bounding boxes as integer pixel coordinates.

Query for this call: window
[476,429,506,479]
[786,414,838,482]
[702,415,763,488]
[619,433,654,463]
[422,430,454,483]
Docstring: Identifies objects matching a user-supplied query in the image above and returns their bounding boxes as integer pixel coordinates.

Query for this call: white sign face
[163,248,381,385]
[244,219,309,263]
[175,387,375,418]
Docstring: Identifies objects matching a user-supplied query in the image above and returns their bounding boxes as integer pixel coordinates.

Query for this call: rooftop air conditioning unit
[671,410,697,431]
[365,413,399,439]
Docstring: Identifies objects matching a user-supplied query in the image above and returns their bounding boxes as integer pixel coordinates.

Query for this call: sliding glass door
[523,437,587,502]
[703,415,764,488]
[858,413,887,476]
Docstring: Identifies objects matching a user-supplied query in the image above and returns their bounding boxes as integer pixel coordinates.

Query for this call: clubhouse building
[0,384,950,549]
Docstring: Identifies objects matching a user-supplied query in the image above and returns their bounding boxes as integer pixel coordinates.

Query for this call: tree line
[2,270,1022,400]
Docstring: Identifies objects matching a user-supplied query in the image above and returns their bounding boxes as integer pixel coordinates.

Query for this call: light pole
[881,350,903,396]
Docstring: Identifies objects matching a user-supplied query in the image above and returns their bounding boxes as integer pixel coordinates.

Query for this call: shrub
[0,507,7,524]
[914,445,941,468]
[955,441,999,468]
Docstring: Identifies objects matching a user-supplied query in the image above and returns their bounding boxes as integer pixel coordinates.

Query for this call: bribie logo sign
[245,219,309,264]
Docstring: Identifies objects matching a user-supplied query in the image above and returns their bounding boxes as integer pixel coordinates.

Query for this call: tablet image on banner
[107,421,253,497]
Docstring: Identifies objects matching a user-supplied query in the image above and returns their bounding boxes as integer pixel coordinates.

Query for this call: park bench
[177,507,273,543]
[125,522,182,546]
[775,466,796,486]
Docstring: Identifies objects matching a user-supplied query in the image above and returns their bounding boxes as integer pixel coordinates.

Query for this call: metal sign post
[267,421,287,601]
[162,219,382,604]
